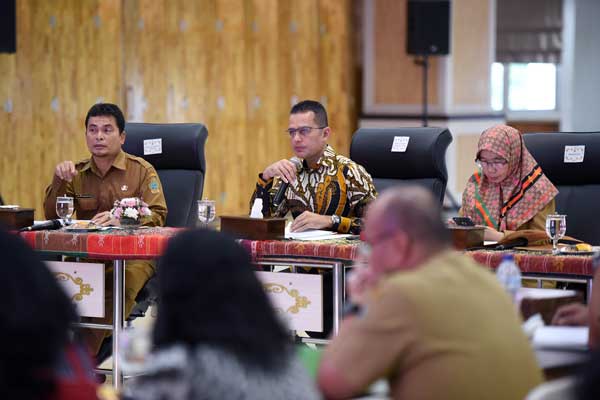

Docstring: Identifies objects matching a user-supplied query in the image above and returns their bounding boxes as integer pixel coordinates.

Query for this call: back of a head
[378,186,450,248]
[153,229,291,370]
[290,99,328,127]
[0,229,77,399]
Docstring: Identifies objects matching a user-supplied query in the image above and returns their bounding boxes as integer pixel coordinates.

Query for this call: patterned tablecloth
[240,239,595,278]
[469,249,594,277]
[239,238,360,262]
[20,227,181,260]
[19,230,595,278]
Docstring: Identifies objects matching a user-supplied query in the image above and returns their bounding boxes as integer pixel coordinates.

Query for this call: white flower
[124,207,140,220]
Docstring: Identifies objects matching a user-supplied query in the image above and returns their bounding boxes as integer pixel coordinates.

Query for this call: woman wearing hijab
[459,125,558,241]
[124,229,320,400]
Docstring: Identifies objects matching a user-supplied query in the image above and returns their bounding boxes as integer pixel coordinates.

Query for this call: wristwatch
[331,214,341,229]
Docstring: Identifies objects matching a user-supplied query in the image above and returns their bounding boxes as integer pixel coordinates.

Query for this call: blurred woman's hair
[0,229,77,399]
[153,229,291,370]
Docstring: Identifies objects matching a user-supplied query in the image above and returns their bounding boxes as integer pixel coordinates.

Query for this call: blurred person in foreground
[318,186,542,400]
[455,124,558,242]
[0,229,100,400]
[43,103,167,360]
[123,229,320,400]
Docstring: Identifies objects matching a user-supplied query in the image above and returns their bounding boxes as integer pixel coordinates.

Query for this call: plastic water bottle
[496,254,522,301]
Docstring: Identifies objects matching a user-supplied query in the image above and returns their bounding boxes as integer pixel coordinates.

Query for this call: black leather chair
[350,127,453,204]
[122,122,208,227]
[523,132,600,245]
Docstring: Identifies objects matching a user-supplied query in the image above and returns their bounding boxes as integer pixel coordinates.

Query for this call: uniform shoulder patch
[149,176,160,194]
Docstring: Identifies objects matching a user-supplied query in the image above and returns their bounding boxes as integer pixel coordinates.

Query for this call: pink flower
[109,197,150,221]
[112,207,123,218]
[124,198,137,207]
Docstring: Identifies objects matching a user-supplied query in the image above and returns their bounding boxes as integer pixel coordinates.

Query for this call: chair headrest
[523,132,600,185]
[123,123,208,172]
[350,127,452,180]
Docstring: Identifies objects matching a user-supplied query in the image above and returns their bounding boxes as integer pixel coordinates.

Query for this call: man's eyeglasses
[286,126,327,137]
[476,158,508,169]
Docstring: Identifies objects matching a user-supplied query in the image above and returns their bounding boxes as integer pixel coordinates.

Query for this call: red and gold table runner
[19,230,594,278]
[20,227,181,260]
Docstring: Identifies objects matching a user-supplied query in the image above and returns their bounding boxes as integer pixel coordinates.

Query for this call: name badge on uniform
[149,177,160,194]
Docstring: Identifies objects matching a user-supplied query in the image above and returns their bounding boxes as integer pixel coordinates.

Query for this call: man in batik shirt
[251,100,377,234]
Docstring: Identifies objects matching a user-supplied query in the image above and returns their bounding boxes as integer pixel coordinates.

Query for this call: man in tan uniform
[44,103,167,359]
[318,186,542,400]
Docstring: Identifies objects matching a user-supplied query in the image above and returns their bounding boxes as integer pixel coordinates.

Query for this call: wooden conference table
[20,228,596,388]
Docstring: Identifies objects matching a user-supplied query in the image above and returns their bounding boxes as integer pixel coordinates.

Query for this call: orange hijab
[462,125,558,231]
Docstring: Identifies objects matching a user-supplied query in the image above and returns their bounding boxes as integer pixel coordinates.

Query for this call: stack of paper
[285,228,352,241]
[532,326,589,350]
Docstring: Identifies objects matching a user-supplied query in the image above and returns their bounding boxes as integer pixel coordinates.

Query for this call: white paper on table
[532,326,589,350]
[284,226,351,241]
[518,288,578,300]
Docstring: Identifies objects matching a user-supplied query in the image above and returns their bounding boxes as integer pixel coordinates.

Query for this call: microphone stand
[414,54,429,127]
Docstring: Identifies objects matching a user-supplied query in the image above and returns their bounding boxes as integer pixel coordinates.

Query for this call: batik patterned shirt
[251,145,377,234]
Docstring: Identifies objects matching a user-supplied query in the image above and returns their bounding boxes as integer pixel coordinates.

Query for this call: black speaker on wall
[0,0,16,53]
[407,0,450,55]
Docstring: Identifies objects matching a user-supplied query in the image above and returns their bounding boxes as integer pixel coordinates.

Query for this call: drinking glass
[546,214,567,254]
[197,199,216,228]
[56,196,74,225]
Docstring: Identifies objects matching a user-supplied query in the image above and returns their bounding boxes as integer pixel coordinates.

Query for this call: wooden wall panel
[318,0,356,153]
[211,0,247,214]
[451,0,491,106]
[245,0,287,210]
[373,0,439,106]
[0,49,17,207]
[1,0,354,217]
[0,0,121,217]
[507,121,560,134]
[455,134,480,197]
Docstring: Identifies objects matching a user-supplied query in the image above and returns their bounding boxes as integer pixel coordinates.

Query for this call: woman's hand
[483,226,504,241]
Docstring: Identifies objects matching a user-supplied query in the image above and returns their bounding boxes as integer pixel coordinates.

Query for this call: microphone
[19,219,65,232]
[272,157,303,208]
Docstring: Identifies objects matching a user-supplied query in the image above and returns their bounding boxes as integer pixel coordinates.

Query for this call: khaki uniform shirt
[323,250,543,400]
[44,150,167,226]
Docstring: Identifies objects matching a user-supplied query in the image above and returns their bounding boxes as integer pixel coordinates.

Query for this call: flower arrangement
[110,197,151,226]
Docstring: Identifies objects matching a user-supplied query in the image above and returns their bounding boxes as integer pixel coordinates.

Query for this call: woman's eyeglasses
[476,158,508,169]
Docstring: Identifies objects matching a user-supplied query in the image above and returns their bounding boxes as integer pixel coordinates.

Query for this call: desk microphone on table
[19,219,65,232]
[272,157,303,208]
